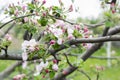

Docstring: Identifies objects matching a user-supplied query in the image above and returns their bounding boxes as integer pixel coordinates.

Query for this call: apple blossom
[23,17,29,23]
[68,34,75,40]
[5,34,12,41]
[67,28,74,34]
[22,52,28,61]
[54,20,65,27]
[52,28,63,38]
[13,74,25,80]
[22,5,27,11]
[74,25,80,30]
[22,61,28,69]
[21,39,38,52]
[57,38,63,45]
[34,61,48,76]
[52,64,59,71]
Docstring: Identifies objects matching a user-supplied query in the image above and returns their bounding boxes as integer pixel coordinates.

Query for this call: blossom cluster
[44,20,92,49]
[0,34,12,51]
[21,39,39,69]
[3,0,93,79]
[34,59,59,77]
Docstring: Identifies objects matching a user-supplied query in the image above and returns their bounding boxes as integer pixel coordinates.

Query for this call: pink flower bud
[111,3,115,7]
[24,17,28,22]
[74,25,80,30]
[68,34,75,40]
[35,46,39,51]
[83,27,88,33]
[34,0,39,2]
[62,70,67,75]
[5,34,12,41]
[112,9,116,14]
[53,59,57,64]
[13,74,25,80]
[36,12,39,16]
[22,5,27,11]
[68,5,73,12]
[42,0,46,5]
[42,12,47,17]
[50,40,56,45]
[45,69,49,73]
[82,43,87,46]
[42,75,45,78]
[84,35,88,38]
[14,10,19,16]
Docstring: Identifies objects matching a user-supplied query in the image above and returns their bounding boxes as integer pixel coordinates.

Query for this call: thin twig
[77,69,91,80]
[0,14,35,29]
[63,53,73,67]
[1,23,15,38]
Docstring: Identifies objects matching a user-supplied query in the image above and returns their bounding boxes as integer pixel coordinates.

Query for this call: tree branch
[1,23,15,38]
[49,35,120,55]
[0,54,41,61]
[63,53,73,67]
[66,53,120,60]
[0,61,22,79]
[0,14,35,29]
[84,21,105,28]
[53,27,109,80]
[1,34,120,60]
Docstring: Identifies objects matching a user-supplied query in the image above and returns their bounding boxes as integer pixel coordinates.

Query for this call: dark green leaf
[49,71,55,79]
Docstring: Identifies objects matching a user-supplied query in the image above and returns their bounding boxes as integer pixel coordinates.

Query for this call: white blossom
[5,34,12,41]
[22,61,27,69]
[68,34,75,40]
[29,39,37,47]
[52,28,63,38]
[21,40,29,51]
[22,52,28,61]
[57,38,63,45]
[52,64,59,71]
[21,39,38,52]
[67,28,74,34]
[34,61,48,76]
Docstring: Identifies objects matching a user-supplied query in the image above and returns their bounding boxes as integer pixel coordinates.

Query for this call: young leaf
[49,71,55,79]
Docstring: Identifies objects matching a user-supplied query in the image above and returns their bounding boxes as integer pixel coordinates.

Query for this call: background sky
[0,0,102,22]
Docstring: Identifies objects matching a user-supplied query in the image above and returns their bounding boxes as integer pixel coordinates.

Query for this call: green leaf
[49,71,55,79]
[22,24,29,29]
[104,11,112,18]
[28,3,35,10]
[73,30,82,38]
[52,6,59,11]
[105,21,114,27]
[38,17,48,26]
[9,8,14,15]
[52,43,60,49]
